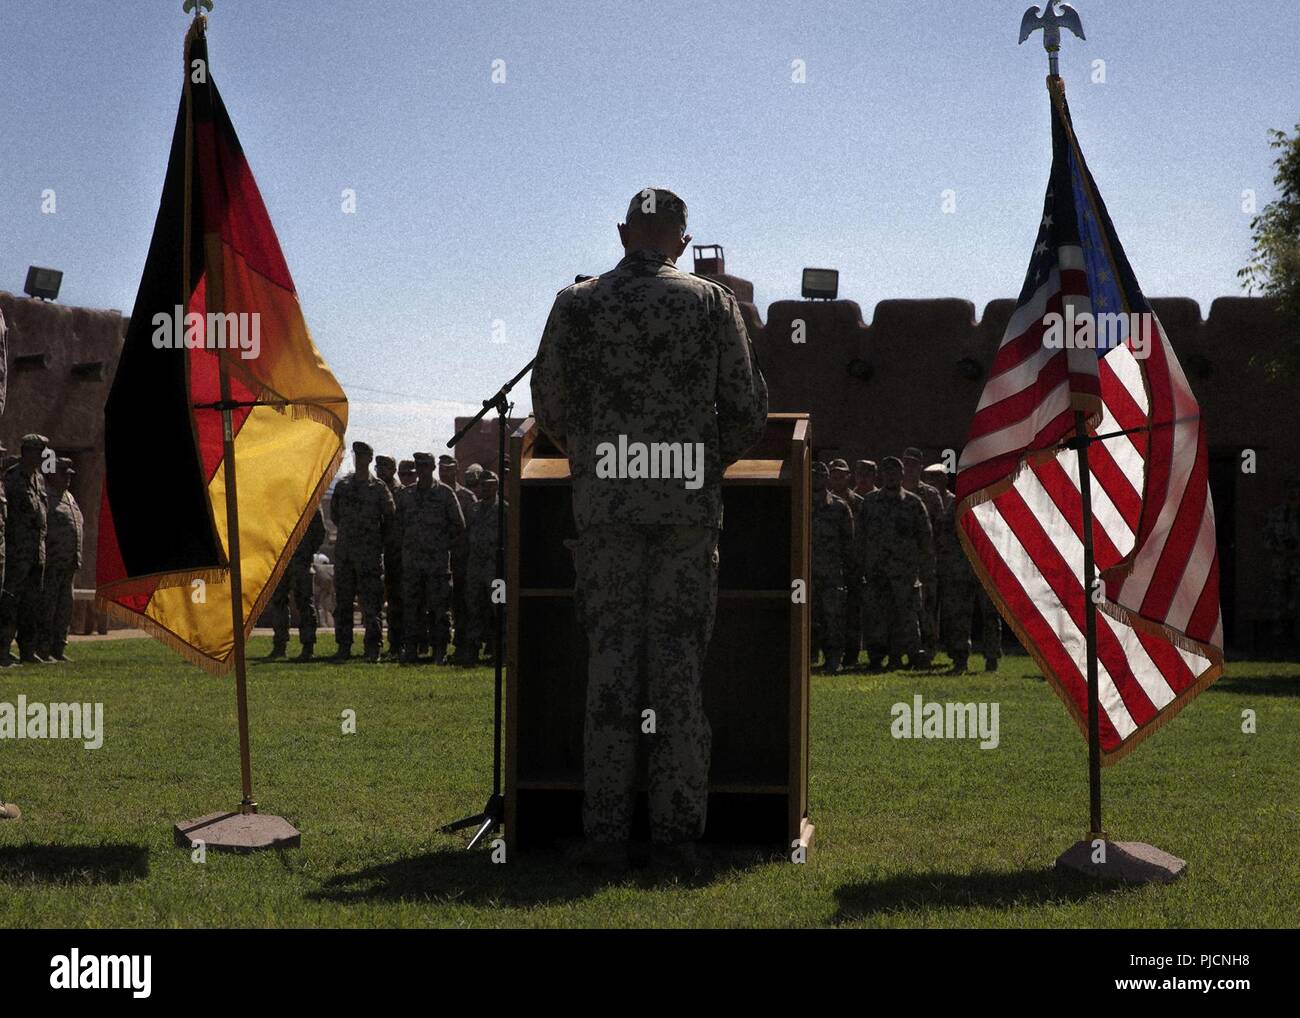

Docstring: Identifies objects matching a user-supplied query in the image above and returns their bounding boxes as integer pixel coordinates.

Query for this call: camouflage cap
[398,459,416,475]
[56,456,76,475]
[829,458,851,473]
[438,454,457,467]
[902,446,924,463]
[923,463,948,476]
[464,463,484,479]
[811,461,830,478]
[374,455,396,470]
[480,470,499,483]
[412,451,435,465]
[625,187,687,229]
[352,440,373,456]
[21,433,49,450]
[880,455,904,471]
[855,459,877,472]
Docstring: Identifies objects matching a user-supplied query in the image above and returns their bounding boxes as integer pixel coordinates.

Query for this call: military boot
[296,643,314,662]
[950,655,970,675]
[985,656,1000,673]
[331,644,352,662]
[266,643,287,661]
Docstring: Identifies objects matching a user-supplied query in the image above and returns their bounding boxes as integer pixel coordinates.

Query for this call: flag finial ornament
[183,0,213,21]
[1019,1,1085,78]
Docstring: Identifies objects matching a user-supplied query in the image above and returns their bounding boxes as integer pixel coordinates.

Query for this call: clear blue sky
[3,0,1297,454]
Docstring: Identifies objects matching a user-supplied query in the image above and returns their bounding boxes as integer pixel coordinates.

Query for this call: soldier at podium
[531,187,768,869]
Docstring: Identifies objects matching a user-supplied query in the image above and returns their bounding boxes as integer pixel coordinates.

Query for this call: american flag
[956,80,1223,763]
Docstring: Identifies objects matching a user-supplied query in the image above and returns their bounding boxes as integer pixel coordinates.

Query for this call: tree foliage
[1240,125,1300,378]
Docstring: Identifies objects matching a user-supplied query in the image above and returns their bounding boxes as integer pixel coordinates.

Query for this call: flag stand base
[173,810,300,852]
[1055,838,1186,883]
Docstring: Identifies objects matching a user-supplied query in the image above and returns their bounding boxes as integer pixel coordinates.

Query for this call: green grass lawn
[1,637,1296,928]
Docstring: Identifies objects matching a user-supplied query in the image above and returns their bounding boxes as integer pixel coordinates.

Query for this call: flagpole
[1072,411,1104,838]
[171,0,300,850]
[219,364,257,814]
[1025,0,1106,842]
[1026,3,1186,882]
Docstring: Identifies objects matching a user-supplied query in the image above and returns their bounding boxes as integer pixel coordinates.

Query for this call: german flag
[96,19,347,673]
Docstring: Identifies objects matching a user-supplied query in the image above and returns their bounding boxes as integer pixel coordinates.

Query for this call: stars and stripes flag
[955,80,1223,763]
[96,19,347,673]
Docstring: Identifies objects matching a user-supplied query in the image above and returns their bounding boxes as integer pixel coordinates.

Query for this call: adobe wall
[738,285,1296,647]
[0,291,125,589]
[8,271,1294,650]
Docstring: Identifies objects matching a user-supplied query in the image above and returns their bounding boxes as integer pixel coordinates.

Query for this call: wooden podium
[505,413,813,853]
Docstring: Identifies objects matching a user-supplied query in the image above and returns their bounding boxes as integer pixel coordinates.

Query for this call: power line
[338,381,481,406]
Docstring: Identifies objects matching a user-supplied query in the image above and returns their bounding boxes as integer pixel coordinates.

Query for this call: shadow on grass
[1206,674,1300,697]
[310,843,773,909]
[831,866,1133,924]
[0,843,149,885]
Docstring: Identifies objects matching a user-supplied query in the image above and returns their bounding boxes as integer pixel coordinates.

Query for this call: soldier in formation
[267,507,326,661]
[375,454,405,658]
[811,461,856,673]
[438,454,477,663]
[0,315,13,819]
[925,463,1002,673]
[828,459,863,667]
[0,435,49,666]
[531,186,767,868]
[397,452,465,664]
[463,462,483,504]
[330,441,395,662]
[901,447,944,668]
[461,469,504,665]
[858,456,931,670]
[854,459,877,498]
[39,456,82,663]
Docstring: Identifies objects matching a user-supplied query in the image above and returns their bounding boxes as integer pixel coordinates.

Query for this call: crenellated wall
[7,268,1295,650]
[0,291,126,590]
[733,282,1297,649]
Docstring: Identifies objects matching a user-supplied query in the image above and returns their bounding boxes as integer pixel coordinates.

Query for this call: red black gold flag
[96,20,347,673]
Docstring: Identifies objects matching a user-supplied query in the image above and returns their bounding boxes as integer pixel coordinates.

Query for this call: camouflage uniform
[39,481,82,660]
[904,477,944,660]
[330,470,395,658]
[531,217,768,845]
[858,486,931,666]
[463,491,505,662]
[930,480,1003,670]
[378,470,405,655]
[0,480,5,607]
[836,481,864,666]
[270,508,326,654]
[442,468,477,661]
[396,477,465,661]
[811,485,855,671]
[0,461,47,662]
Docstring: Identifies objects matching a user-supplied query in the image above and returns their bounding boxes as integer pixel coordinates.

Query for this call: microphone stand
[439,358,533,849]
[441,276,591,849]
